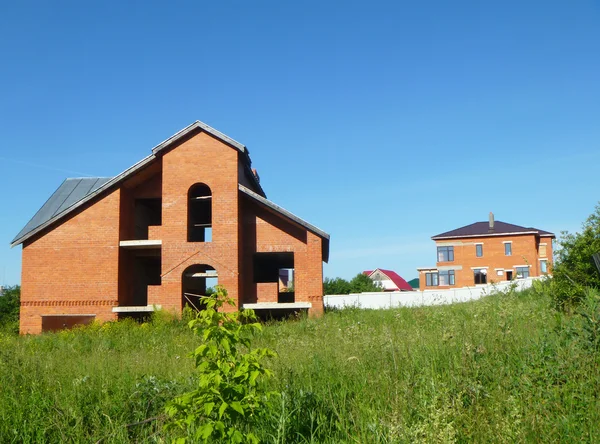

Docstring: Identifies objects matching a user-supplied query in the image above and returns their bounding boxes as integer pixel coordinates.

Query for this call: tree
[323,274,382,295]
[0,285,20,334]
[323,277,351,295]
[552,203,600,308]
[349,273,382,293]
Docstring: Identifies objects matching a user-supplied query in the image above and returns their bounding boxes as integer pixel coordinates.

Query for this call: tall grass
[1,288,599,442]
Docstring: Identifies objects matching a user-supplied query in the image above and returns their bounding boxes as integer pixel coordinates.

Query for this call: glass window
[439,270,455,286]
[426,272,439,286]
[476,244,483,257]
[437,246,454,262]
[540,261,548,273]
[504,243,512,256]
[516,266,529,279]
[474,269,487,285]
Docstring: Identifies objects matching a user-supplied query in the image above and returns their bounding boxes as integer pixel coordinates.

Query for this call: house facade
[12,121,329,334]
[417,213,554,290]
[363,269,413,291]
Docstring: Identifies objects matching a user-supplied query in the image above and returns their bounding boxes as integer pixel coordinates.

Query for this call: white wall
[324,278,538,310]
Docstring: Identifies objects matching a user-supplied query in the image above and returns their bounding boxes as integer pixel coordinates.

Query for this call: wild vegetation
[2,206,600,442]
[323,273,383,295]
[1,284,600,442]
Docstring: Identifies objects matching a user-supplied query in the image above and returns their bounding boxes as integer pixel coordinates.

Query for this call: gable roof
[239,184,330,262]
[432,221,555,240]
[364,268,413,291]
[11,121,265,247]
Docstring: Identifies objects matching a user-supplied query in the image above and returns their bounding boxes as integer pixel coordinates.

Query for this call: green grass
[1,288,600,442]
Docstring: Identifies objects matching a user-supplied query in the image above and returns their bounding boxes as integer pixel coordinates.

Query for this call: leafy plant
[0,285,20,334]
[552,203,600,309]
[165,286,277,443]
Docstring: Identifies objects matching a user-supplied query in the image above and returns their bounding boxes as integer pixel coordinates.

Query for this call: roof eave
[431,231,548,240]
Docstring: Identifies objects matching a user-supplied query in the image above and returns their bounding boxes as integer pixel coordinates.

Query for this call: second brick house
[417,213,554,290]
[12,121,330,334]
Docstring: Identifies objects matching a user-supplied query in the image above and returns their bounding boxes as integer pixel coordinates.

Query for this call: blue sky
[1,1,599,286]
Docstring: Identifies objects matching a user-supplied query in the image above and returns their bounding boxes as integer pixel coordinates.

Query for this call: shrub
[552,203,600,309]
[165,286,277,443]
[0,285,20,334]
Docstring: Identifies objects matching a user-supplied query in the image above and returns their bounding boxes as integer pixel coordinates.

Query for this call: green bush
[165,286,277,443]
[0,285,20,334]
[552,203,600,309]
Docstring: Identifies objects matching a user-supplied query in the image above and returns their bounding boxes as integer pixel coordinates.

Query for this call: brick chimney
[489,212,495,233]
[252,168,260,183]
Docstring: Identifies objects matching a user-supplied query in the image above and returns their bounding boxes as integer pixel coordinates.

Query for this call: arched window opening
[182,264,218,310]
[188,183,212,242]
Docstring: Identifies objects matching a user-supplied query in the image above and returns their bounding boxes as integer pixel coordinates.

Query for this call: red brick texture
[419,233,554,290]
[19,129,327,333]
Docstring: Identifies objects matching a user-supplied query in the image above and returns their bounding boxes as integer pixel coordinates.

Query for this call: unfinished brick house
[12,121,330,334]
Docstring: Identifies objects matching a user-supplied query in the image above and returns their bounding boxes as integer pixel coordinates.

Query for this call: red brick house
[417,213,554,290]
[12,121,330,334]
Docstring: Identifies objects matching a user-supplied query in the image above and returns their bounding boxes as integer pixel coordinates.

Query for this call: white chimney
[489,212,495,232]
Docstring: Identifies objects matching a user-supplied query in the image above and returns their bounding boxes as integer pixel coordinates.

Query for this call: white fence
[324,278,539,310]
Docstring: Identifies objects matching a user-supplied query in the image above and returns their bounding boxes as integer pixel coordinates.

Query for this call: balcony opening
[118,248,161,313]
[182,264,218,310]
[188,183,212,242]
[134,198,162,240]
[253,252,295,303]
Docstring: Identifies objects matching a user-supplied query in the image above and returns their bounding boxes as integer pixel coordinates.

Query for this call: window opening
[540,260,548,274]
[253,252,295,303]
[132,254,161,306]
[506,270,513,280]
[188,184,212,242]
[439,270,455,286]
[516,266,530,279]
[476,244,483,257]
[474,269,487,285]
[437,246,454,262]
[505,243,512,256]
[134,198,161,239]
[426,272,439,286]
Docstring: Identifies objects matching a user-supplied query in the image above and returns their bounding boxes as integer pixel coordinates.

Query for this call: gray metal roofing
[11,177,112,244]
[431,221,555,240]
[11,120,266,247]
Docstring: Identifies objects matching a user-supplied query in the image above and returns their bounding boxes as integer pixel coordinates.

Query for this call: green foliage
[3,286,600,442]
[552,203,600,309]
[323,277,351,295]
[323,273,382,295]
[165,286,277,443]
[0,285,20,334]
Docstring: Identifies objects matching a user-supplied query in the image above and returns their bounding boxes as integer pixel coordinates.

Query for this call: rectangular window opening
[476,244,483,257]
[505,243,512,256]
[540,260,548,274]
[253,252,295,303]
[516,266,530,279]
[426,272,439,286]
[474,269,487,285]
[134,198,162,240]
[439,270,455,286]
[437,246,454,262]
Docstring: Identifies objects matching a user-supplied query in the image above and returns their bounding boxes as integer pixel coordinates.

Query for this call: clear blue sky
[1,1,599,286]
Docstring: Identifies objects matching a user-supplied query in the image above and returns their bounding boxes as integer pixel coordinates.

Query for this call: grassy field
[1,287,599,443]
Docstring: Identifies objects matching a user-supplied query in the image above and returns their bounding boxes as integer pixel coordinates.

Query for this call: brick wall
[20,190,121,334]
[19,128,326,333]
[419,233,554,290]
